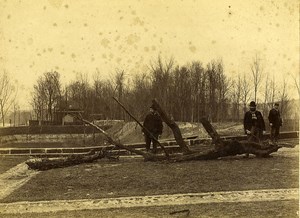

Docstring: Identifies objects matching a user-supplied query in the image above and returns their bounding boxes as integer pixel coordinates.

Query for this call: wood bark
[151,99,191,153]
[199,117,222,145]
[26,150,105,171]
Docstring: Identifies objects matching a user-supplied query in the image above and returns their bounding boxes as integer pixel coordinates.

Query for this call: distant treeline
[31,56,297,123]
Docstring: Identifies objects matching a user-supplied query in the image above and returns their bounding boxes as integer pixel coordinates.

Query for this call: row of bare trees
[231,54,294,120]
[31,71,62,123]
[0,71,18,127]
[30,59,230,122]
[29,56,295,124]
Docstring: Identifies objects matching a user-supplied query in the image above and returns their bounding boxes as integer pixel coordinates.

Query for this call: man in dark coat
[244,101,266,143]
[142,105,163,153]
[268,103,282,142]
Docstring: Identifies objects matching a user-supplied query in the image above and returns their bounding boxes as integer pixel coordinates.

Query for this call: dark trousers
[145,133,159,153]
[245,126,263,157]
[270,126,280,142]
[247,126,263,143]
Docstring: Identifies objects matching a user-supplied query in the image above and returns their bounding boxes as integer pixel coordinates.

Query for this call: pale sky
[0,0,299,108]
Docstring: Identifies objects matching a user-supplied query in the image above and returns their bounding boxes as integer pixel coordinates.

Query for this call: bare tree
[31,71,62,123]
[113,70,126,119]
[93,77,115,119]
[0,71,17,126]
[241,73,252,113]
[31,82,46,124]
[216,60,229,122]
[207,61,218,122]
[291,73,300,98]
[129,72,152,120]
[189,61,206,122]
[231,75,242,120]
[150,56,174,112]
[171,66,191,121]
[250,54,264,103]
[67,72,94,118]
[269,74,276,107]
[279,78,290,119]
[92,70,128,120]
[262,73,276,117]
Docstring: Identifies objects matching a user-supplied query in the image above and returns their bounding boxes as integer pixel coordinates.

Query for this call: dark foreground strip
[0,188,298,214]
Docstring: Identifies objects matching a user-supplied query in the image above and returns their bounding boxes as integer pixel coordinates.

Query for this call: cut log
[26,150,105,171]
[152,99,191,153]
[168,140,282,162]
[199,117,222,145]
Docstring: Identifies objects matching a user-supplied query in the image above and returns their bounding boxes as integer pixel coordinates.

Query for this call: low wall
[0,133,106,146]
[0,125,112,136]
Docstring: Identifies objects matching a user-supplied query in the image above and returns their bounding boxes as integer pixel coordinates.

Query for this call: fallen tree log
[26,100,294,170]
[26,150,106,171]
[150,100,289,160]
[80,102,290,162]
[199,117,222,145]
[168,140,282,162]
[151,99,191,153]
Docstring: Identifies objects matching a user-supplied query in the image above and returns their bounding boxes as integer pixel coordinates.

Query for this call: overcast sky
[0,0,299,108]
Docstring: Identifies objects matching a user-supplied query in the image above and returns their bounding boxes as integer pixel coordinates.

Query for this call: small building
[54,109,84,125]
[62,114,74,125]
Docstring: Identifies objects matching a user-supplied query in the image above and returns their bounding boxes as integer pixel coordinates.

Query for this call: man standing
[268,103,282,143]
[142,104,163,154]
[244,101,266,143]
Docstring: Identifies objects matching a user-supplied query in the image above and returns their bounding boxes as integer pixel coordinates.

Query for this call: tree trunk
[0,102,4,127]
[152,99,191,153]
[199,117,221,145]
[26,150,106,171]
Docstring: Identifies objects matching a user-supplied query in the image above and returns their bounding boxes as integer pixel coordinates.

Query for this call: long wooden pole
[112,97,169,158]
[75,115,156,159]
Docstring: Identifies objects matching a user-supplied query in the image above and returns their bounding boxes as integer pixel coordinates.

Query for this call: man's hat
[249,101,256,107]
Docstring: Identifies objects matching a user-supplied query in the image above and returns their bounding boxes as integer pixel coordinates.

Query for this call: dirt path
[0,162,40,200]
[0,188,298,214]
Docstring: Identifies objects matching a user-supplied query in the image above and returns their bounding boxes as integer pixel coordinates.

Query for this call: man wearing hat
[244,101,266,144]
[268,103,282,143]
[142,104,163,154]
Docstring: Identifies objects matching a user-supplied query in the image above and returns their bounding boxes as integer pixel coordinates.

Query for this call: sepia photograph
[0,0,299,217]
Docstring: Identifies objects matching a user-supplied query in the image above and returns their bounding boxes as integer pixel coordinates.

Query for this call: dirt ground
[0,138,298,217]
